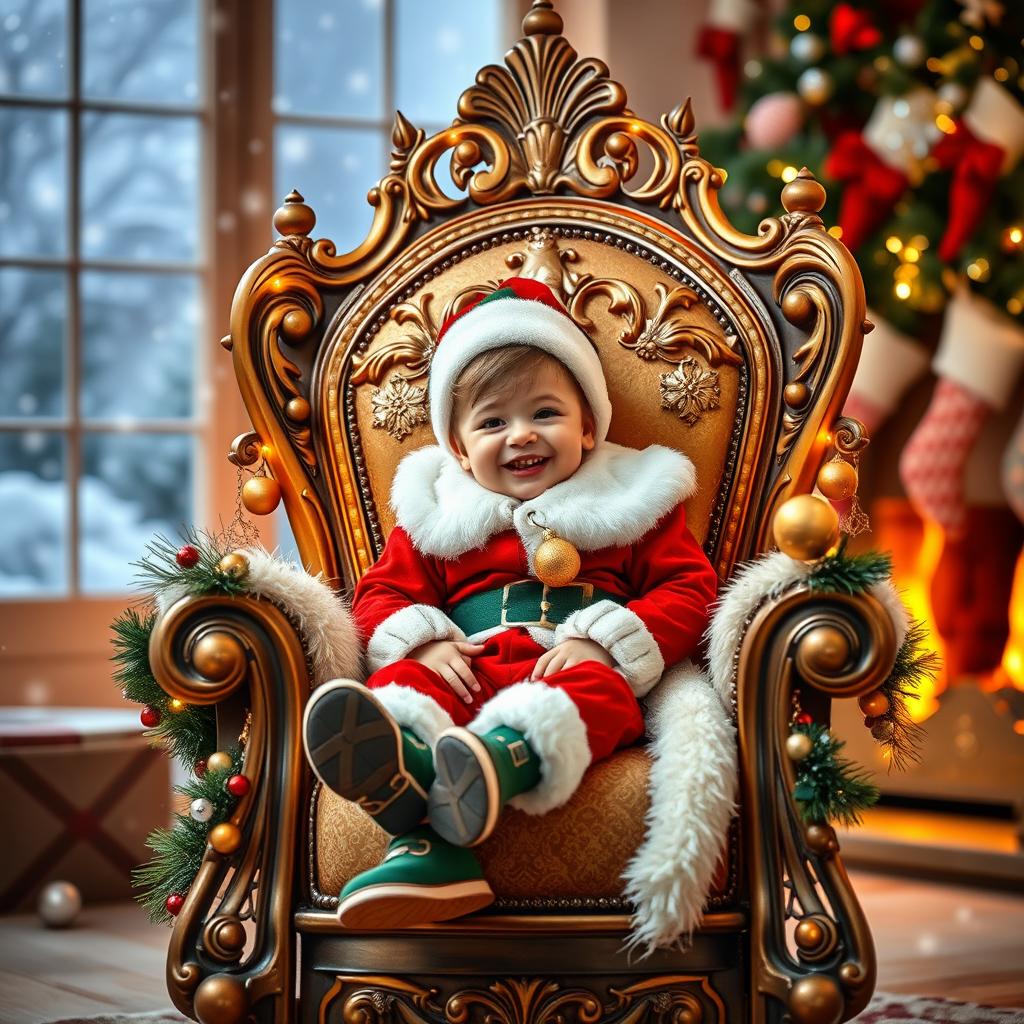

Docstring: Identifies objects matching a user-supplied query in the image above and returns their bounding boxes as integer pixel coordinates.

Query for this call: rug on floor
[45,1012,188,1023]
[854,992,1024,1023]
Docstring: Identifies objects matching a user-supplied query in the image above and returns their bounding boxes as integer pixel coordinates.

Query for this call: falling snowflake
[659,357,720,425]
[371,374,428,441]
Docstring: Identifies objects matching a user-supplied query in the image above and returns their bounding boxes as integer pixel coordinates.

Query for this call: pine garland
[807,539,892,595]
[792,722,880,827]
[876,620,938,771]
[133,747,243,923]
[113,531,255,924]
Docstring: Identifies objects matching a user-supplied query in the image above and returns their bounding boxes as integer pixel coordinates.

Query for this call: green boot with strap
[428,726,542,847]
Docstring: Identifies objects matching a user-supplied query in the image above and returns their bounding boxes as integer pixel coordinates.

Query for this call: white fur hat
[429,277,613,449]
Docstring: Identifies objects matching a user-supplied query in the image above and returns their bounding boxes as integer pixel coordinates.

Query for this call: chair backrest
[227,2,866,589]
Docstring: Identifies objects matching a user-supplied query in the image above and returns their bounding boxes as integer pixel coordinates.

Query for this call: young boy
[302,277,718,928]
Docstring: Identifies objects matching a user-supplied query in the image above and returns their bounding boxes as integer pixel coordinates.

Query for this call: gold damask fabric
[315,747,730,900]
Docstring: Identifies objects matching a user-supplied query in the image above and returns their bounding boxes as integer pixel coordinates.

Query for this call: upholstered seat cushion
[315,746,732,903]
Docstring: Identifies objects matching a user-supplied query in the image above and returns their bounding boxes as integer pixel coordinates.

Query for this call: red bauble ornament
[226,774,250,798]
[194,758,207,778]
[166,893,185,916]
[176,544,200,568]
[141,706,161,728]
[795,712,813,726]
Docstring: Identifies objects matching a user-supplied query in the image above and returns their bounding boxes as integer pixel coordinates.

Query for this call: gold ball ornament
[216,551,249,581]
[772,495,840,561]
[533,530,581,587]
[194,973,249,1024]
[788,975,843,1024]
[858,690,891,718]
[209,822,242,855]
[206,750,234,774]
[816,459,859,501]
[241,474,281,515]
[786,732,815,761]
[794,918,825,951]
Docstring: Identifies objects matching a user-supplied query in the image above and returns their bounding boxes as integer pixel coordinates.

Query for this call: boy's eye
[535,408,560,419]
[478,417,503,429]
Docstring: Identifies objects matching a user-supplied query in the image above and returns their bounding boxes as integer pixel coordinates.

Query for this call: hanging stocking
[1003,401,1024,525]
[900,287,1024,536]
[697,0,757,112]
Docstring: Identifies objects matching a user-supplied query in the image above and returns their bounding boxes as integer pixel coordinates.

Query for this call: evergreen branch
[878,619,938,772]
[132,529,248,599]
[793,722,879,827]
[807,540,892,595]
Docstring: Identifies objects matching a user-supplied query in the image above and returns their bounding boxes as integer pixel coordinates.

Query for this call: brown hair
[451,346,574,410]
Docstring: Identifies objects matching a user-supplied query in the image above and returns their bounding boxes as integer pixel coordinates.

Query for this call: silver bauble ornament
[893,34,926,68]
[190,797,214,823]
[38,880,82,928]
[797,68,834,106]
[937,81,968,112]
[790,32,825,64]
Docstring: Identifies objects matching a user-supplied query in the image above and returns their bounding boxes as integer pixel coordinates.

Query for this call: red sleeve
[352,526,448,639]
[625,502,719,667]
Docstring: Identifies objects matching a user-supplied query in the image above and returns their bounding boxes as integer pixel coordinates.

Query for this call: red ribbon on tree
[696,24,741,112]
[829,4,882,55]
[931,119,1006,263]
[825,131,909,252]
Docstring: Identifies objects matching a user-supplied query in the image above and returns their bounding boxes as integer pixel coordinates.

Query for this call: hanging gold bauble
[786,732,814,761]
[209,822,242,855]
[533,529,581,587]
[216,551,249,581]
[241,475,281,515]
[858,690,891,718]
[816,459,859,501]
[772,495,840,561]
[206,750,234,774]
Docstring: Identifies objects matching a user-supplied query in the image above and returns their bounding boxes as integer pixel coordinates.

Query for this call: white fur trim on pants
[469,681,591,815]
[366,603,467,673]
[555,600,665,698]
[372,683,455,746]
[624,661,737,955]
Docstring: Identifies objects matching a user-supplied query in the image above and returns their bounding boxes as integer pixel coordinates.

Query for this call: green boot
[303,680,434,836]
[337,825,494,929]
[428,726,542,847]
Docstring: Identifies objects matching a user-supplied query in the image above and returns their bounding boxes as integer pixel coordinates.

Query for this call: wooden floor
[0,870,1022,1023]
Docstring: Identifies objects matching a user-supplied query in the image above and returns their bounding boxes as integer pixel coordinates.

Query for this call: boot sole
[302,680,428,836]
[429,729,501,848]
[337,879,495,929]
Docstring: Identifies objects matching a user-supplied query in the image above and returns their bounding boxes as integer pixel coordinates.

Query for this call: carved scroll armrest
[149,591,315,1024]
[735,587,898,1024]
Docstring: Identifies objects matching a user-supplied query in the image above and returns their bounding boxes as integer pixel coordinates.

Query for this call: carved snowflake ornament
[659,357,721,425]
[371,374,429,441]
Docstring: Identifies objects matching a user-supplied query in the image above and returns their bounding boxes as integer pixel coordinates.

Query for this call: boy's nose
[506,421,538,446]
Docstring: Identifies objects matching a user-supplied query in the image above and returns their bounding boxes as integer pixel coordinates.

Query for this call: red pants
[364,627,645,763]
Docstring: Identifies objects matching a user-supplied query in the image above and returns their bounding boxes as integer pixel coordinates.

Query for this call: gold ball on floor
[773,495,839,561]
[209,823,242,855]
[817,459,859,501]
[194,973,249,1024]
[206,750,233,774]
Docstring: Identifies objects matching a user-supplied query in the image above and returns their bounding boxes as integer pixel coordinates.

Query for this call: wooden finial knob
[781,167,826,214]
[523,0,562,36]
[273,190,316,237]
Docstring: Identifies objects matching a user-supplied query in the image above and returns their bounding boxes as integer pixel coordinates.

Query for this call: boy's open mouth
[503,455,550,475]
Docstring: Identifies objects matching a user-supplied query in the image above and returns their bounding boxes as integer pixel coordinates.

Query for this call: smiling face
[450,350,596,501]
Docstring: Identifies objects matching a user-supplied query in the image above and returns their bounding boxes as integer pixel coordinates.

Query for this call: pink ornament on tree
[745,92,804,150]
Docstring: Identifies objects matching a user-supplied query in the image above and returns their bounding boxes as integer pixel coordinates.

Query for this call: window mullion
[68,0,84,596]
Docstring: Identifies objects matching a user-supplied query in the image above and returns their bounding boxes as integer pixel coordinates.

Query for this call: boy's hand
[531,638,614,679]
[409,640,485,704]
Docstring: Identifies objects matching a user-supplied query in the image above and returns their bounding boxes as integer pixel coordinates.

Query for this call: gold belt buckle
[500,579,594,630]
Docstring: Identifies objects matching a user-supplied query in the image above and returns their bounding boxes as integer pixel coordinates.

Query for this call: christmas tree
[700,0,1024,535]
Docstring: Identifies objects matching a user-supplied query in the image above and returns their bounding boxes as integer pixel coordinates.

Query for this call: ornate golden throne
[150,4,898,1022]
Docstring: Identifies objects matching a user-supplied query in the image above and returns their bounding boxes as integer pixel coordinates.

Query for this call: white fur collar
[391,442,697,563]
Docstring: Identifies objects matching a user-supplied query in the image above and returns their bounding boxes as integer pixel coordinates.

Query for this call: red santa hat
[429,277,613,450]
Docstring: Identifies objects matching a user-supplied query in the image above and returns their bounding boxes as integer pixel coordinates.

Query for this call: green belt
[448,580,625,634]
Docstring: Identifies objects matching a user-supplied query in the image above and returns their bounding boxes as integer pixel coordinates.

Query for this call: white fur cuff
[366,604,467,673]
[372,683,455,745]
[555,600,665,698]
[469,681,591,815]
